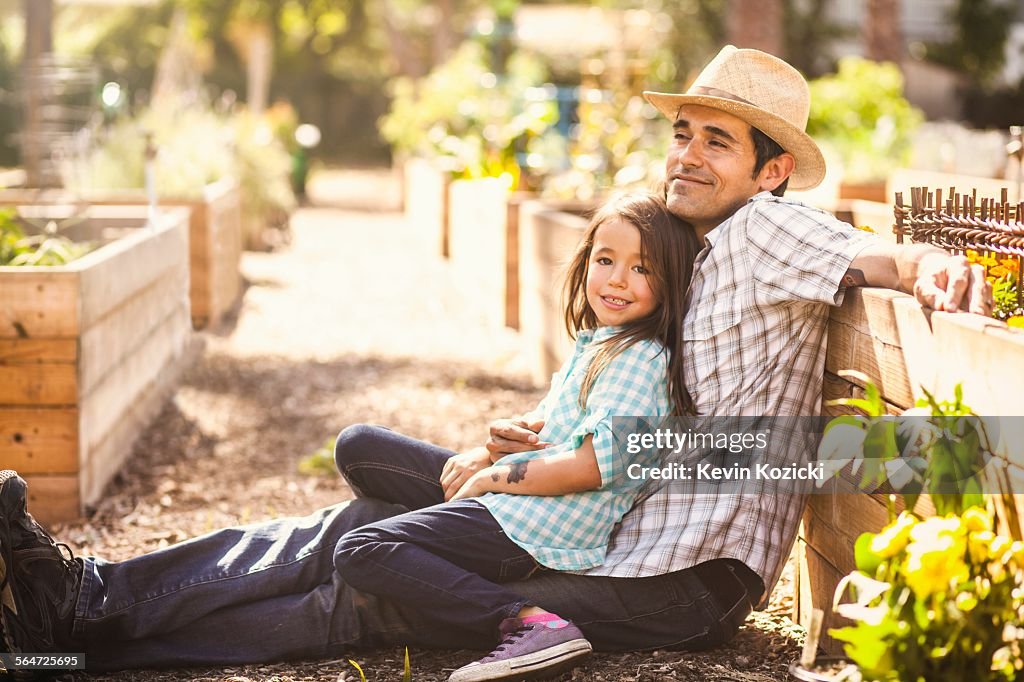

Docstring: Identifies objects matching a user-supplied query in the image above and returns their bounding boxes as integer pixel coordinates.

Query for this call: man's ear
[756,153,795,193]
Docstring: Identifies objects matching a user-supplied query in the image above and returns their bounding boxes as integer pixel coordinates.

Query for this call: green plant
[541,90,669,201]
[379,41,557,188]
[830,506,1024,681]
[346,647,412,681]
[806,57,923,183]
[297,438,337,477]
[819,377,1024,680]
[0,211,94,266]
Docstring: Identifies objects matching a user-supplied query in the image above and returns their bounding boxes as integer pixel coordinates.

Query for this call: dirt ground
[49,168,806,681]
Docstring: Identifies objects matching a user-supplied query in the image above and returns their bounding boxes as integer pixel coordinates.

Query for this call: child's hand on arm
[440,447,492,501]
[449,436,602,501]
[485,416,550,462]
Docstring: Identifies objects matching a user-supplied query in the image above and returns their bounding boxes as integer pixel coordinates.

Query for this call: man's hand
[440,448,491,501]
[914,253,993,316]
[485,417,549,462]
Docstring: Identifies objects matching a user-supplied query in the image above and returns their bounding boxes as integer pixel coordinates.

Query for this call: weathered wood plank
[0,408,78,473]
[79,259,189,396]
[79,301,191,458]
[0,338,77,363]
[0,363,77,405]
[79,330,202,506]
[797,538,851,656]
[77,210,189,331]
[22,474,80,526]
[0,271,79,338]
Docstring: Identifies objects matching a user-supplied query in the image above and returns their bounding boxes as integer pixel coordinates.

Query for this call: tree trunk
[726,0,783,57]
[23,0,53,187]
[864,0,903,63]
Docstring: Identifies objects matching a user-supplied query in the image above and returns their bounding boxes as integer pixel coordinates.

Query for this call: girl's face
[585,217,658,327]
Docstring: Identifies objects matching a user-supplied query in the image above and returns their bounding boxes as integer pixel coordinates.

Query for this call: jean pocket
[498,553,540,582]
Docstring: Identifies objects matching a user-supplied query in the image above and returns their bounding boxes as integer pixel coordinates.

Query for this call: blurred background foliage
[0,0,1020,194]
[807,57,923,183]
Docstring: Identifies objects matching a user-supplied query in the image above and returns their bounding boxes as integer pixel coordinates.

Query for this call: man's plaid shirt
[581,193,875,600]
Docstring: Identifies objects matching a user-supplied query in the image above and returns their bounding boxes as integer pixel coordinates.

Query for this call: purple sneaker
[448,616,592,682]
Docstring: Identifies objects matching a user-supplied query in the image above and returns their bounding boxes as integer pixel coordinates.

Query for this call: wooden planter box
[403,158,452,259]
[0,179,243,330]
[797,287,1024,654]
[447,179,541,330]
[0,207,196,525]
[517,199,600,383]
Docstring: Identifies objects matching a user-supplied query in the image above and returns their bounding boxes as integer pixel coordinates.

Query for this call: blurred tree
[726,0,782,56]
[863,0,902,63]
[925,0,1013,87]
[782,0,848,77]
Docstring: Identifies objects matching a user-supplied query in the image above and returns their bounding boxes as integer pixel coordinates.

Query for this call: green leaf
[403,647,412,682]
[854,532,883,575]
[347,659,367,682]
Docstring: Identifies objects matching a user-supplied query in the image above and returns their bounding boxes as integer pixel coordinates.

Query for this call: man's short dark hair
[750,127,789,197]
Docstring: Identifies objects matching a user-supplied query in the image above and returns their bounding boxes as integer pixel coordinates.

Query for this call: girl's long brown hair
[562,192,699,416]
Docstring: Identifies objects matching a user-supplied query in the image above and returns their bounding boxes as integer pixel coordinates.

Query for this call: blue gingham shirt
[478,327,671,571]
[583,193,876,604]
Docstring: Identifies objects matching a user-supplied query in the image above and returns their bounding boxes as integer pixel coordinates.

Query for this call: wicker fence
[894,186,1023,307]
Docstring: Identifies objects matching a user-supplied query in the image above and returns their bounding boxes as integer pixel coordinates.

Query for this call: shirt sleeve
[742,197,876,306]
[569,339,670,490]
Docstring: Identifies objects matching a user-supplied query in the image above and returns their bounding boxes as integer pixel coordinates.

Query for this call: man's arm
[847,242,993,316]
[449,435,602,500]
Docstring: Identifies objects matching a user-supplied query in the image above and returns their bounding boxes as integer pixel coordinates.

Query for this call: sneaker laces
[488,623,531,656]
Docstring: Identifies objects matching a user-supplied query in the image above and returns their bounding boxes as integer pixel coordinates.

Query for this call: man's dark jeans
[72,424,761,670]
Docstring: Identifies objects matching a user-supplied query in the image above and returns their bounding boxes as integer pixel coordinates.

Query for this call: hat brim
[643,92,826,191]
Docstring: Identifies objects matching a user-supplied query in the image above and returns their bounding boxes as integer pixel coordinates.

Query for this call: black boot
[0,471,82,672]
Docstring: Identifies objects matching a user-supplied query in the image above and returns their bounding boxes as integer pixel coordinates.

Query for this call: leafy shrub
[379,42,557,188]
[64,100,295,247]
[0,209,94,266]
[807,57,923,183]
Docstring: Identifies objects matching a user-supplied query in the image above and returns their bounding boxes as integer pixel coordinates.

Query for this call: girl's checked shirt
[477,326,671,571]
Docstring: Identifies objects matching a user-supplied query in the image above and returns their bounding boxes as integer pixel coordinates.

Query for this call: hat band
[688,86,755,107]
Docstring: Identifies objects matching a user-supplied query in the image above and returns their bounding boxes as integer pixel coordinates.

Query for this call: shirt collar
[579,325,625,344]
[702,191,774,249]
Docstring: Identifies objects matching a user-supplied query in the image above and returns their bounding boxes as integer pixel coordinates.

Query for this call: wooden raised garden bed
[0,178,243,330]
[798,288,1024,654]
[516,199,600,383]
[0,206,197,525]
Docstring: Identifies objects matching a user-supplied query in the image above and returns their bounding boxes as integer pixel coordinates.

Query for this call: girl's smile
[585,217,657,327]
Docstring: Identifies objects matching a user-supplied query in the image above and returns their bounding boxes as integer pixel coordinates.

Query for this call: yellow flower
[989,265,1009,279]
[855,224,876,233]
[969,530,996,564]
[905,542,969,598]
[870,511,917,558]
[904,516,969,598]
[963,506,993,532]
[999,258,1019,273]
[1008,316,1024,329]
[955,591,978,612]
[1011,541,1024,565]
[966,249,981,262]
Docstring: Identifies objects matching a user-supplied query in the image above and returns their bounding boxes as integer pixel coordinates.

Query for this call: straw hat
[644,45,825,190]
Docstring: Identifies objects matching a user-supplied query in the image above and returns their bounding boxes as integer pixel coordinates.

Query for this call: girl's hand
[440,448,491,501]
[486,417,549,461]
[448,469,496,501]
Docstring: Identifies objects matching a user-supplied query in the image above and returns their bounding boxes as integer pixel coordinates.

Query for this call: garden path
[57,168,804,681]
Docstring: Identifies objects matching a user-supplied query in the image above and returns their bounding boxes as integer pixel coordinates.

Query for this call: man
[0,46,990,681]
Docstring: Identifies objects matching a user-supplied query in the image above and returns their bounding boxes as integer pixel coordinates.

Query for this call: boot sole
[449,639,592,682]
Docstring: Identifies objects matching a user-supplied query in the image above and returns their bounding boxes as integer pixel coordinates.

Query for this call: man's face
[664,104,780,237]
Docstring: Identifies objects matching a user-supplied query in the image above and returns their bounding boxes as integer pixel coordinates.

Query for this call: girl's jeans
[74,424,761,671]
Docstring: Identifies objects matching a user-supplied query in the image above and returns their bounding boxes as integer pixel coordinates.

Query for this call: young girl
[333,192,699,682]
